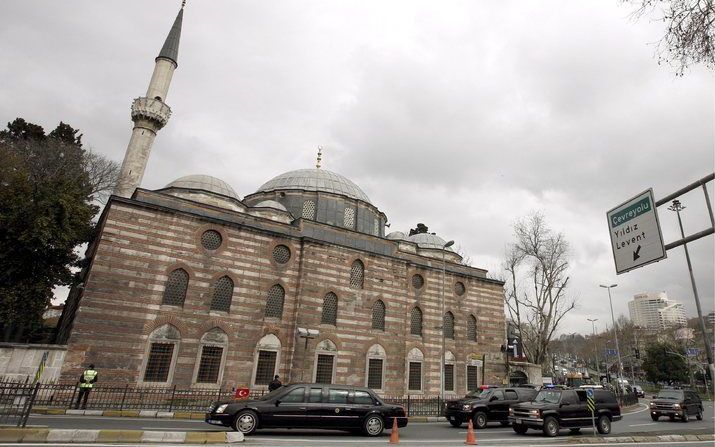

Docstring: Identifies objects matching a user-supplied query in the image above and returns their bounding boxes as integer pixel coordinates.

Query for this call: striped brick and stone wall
[60,189,506,396]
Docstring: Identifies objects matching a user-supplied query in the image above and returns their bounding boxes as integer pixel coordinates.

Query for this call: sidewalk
[0,428,243,444]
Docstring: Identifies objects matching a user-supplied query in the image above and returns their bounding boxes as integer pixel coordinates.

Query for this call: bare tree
[504,212,576,368]
[83,149,120,203]
[625,0,715,75]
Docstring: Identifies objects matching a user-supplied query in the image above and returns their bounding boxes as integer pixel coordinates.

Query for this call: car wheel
[650,414,659,421]
[681,409,689,422]
[543,416,559,437]
[472,411,488,429]
[449,419,462,427]
[512,423,528,435]
[232,410,258,435]
[500,421,510,427]
[363,414,384,437]
[597,415,611,434]
[696,408,703,421]
[569,428,581,434]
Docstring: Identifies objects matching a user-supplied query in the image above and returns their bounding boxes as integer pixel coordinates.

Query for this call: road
[20,399,715,446]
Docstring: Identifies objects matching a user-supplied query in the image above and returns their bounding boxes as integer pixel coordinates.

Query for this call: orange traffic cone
[464,418,477,445]
[389,417,400,444]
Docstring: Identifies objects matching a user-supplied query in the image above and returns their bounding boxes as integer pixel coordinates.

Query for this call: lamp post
[668,199,715,386]
[587,318,600,382]
[297,327,319,382]
[599,284,624,395]
[441,240,454,404]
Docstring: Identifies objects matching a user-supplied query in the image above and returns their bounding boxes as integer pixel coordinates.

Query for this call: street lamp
[297,327,319,382]
[441,239,454,404]
[599,284,624,395]
[668,199,715,386]
[587,318,600,382]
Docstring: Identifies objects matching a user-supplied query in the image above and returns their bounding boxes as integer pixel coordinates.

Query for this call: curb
[0,428,243,444]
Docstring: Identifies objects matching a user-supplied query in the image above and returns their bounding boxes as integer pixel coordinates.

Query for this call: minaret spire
[316,146,323,169]
[114,5,185,198]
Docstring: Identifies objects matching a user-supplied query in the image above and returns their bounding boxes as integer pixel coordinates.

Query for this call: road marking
[621,403,649,415]
[628,422,657,427]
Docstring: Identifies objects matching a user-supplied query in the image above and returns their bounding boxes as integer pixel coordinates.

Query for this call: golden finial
[316,146,323,169]
[181,0,187,8]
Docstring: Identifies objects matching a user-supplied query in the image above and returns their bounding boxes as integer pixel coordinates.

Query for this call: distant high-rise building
[707,311,715,325]
[628,292,687,330]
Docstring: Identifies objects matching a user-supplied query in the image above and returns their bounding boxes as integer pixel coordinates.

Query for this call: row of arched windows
[409,307,478,341]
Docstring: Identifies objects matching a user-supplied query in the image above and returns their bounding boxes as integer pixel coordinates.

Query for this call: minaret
[114,4,185,198]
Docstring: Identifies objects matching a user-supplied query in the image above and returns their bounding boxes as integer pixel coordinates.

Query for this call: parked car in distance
[444,387,538,429]
[509,388,621,437]
[633,385,645,398]
[649,389,703,422]
[205,383,407,436]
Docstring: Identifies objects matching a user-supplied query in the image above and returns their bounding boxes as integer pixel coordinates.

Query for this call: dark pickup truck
[649,389,703,422]
[509,388,621,437]
[444,387,537,429]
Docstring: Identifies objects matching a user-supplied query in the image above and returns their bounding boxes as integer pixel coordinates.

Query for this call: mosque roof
[253,200,289,212]
[256,169,371,203]
[407,233,455,251]
[164,174,239,199]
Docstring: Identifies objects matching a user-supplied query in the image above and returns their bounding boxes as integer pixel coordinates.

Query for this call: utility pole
[600,284,624,395]
[587,318,600,382]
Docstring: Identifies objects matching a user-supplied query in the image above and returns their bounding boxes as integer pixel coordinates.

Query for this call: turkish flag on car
[234,388,250,399]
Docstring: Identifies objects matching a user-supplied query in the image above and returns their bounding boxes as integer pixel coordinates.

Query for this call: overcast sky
[2,0,713,337]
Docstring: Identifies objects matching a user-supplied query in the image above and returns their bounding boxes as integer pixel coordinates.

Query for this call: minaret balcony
[131,97,172,129]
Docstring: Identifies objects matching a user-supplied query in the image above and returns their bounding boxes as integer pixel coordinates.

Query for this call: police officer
[75,364,98,409]
[268,375,282,391]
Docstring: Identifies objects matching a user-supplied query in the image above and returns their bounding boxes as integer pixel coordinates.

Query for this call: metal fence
[383,395,457,416]
[0,382,39,427]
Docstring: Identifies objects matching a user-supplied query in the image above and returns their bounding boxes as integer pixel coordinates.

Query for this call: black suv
[509,388,621,437]
[444,387,538,429]
[649,389,703,422]
[205,383,407,436]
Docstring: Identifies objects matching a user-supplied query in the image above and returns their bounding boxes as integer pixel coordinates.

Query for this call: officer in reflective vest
[75,364,98,409]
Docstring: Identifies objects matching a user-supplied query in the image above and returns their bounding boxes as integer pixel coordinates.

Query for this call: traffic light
[634,348,640,359]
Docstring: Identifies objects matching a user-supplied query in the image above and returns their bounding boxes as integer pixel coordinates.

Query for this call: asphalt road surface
[21,399,715,446]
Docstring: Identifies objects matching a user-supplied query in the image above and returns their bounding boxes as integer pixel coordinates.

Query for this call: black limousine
[205,383,408,436]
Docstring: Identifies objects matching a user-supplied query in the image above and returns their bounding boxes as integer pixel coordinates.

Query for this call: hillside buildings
[628,292,687,331]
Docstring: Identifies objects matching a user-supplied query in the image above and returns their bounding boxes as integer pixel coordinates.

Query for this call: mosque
[56,4,508,395]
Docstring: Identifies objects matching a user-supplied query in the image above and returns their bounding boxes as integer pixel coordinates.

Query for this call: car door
[264,386,307,428]
[343,390,377,429]
[305,386,326,425]
[558,390,580,427]
[320,387,352,428]
[501,389,520,422]
[488,389,507,421]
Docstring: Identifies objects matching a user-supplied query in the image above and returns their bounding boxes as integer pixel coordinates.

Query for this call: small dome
[165,175,239,199]
[386,231,407,240]
[407,233,455,251]
[253,200,288,212]
[257,169,371,203]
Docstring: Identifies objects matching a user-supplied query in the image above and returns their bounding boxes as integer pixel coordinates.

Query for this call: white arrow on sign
[607,188,667,274]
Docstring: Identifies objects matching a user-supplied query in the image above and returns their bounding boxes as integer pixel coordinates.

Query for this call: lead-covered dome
[256,169,371,203]
[407,233,455,251]
[165,175,239,199]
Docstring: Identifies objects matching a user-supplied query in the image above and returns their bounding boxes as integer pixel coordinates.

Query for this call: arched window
[444,351,455,392]
[343,207,355,229]
[407,348,424,392]
[302,200,316,220]
[253,334,281,386]
[410,307,423,336]
[350,260,364,289]
[366,344,386,390]
[265,284,285,318]
[467,314,477,341]
[195,328,228,384]
[466,355,481,391]
[444,311,455,340]
[210,276,234,312]
[162,268,189,306]
[314,339,338,384]
[371,300,385,331]
[142,324,180,383]
[321,292,338,325]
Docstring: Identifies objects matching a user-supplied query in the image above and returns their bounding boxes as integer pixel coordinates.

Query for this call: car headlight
[673,404,681,410]
[529,409,540,418]
[462,404,472,411]
[649,402,656,408]
[215,404,229,414]
[509,408,514,415]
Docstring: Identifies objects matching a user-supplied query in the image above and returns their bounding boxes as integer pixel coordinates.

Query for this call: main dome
[256,169,371,203]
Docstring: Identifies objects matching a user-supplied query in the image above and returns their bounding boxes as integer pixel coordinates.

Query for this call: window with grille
[410,307,423,336]
[467,315,477,341]
[265,284,285,318]
[272,245,291,264]
[196,346,223,383]
[454,281,466,296]
[371,300,385,330]
[367,358,383,389]
[467,365,479,391]
[321,292,338,325]
[254,350,278,385]
[444,312,455,339]
[350,260,364,289]
[411,274,424,290]
[315,354,334,384]
[408,362,422,391]
[373,219,379,236]
[444,364,454,391]
[201,230,222,250]
[143,343,174,382]
[343,207,355,229]
[210,276,234,312]
[162,269,189,306]
[302,200,316,220]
